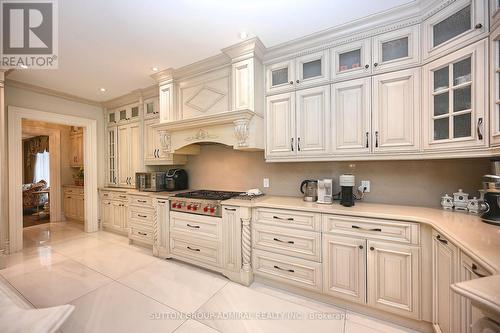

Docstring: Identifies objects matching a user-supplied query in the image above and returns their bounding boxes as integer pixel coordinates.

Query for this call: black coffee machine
[480,159,500,226]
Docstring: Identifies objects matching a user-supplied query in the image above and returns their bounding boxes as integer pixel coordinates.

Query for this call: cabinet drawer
[170,233,221,267]
[253,249,322,292]
[323,214,419,245]
[129,195,153,207]
[64,188,84,195]
[129,208,154,223]
[170,212,221,240]
[254,208,321,232]
[113,193,129,201]
[252,224,321,262]
[129,226,153,245]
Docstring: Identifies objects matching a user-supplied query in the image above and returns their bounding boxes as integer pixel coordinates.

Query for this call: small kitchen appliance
[300,180,318,202]
[135,172,166,192]
[339,174,355,207]
[165,169,188,191]
[317,179,333,204]
[171,190,243,217]
[481,174,500,226]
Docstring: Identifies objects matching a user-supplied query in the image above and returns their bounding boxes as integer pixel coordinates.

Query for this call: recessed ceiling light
[151,66,159,72]
[99,88,106,92]
[19,64,28,69]
[239,31,248,40]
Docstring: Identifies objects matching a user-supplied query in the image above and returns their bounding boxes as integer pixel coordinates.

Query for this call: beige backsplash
[179,144,490,208]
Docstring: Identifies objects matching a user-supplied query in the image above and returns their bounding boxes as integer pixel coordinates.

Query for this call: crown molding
[101,84,160,110]
[221,37,267,62]
[151,68,174,84]
[5,79,102,107]
[172,53,230,81]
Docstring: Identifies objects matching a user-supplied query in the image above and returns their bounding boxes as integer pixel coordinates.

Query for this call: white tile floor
[1,222,421,333]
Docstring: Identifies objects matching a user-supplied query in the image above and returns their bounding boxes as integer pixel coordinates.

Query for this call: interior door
[323,234,366,304]
[296,85,330,156]
[367,240,420,319]
[331,78,371,154]
[265,92,296,158]
[372,68,421,153]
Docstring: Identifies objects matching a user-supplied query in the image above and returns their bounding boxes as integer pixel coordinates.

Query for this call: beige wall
[184,144,490,208]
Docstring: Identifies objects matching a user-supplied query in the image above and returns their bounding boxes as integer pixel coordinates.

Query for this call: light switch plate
[263,178,270,188]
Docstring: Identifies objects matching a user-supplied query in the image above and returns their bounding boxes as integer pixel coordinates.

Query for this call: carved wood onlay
[158,130,172,153]
[185,129,218,142]
[233,119,250,147]
[241,217,252,271]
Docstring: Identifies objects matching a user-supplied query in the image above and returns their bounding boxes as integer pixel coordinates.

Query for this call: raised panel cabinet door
[331,38,372,81]
[222,206,242,272]
[295,50,330,89]
[232,58,254,111]
[128,122,142,187]
[111,202,123,230]
[372,68,421,153]
[159,82,174,123]
[144,118,158,163]
[422,39,487,151]
[432,231,460,333]
[296,85,330,156]
[100,200,111,227]
[490,27,500,146]
[372,25,420,73]
[265,92,296,158]
[323,234,366,304]
[144,97,159,119]
[120,204,129,231]
[117,125,130,187]
[331,78,371,154]
[422,0,487,60]
[154,199,170,258]
[265,59,295,94]
[367,240,420,320]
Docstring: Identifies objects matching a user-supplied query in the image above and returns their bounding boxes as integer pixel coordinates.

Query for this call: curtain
[33,150,50,186]
[24,136,49,183]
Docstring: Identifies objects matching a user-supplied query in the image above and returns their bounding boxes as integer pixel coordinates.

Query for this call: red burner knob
[192,206,198,211]
[210,207,215,213]
[187,204,192,210]
[172,203,177,208]
[203,207,208,212]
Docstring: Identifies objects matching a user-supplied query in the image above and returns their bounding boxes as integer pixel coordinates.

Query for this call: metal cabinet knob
[359,245,364,249]
[475,23,483,29]
[370,246,375,251]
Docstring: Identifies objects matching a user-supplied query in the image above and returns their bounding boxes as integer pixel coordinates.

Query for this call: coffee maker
[317,179,333,204]
[339,174,355,207]
[481,159,500,225]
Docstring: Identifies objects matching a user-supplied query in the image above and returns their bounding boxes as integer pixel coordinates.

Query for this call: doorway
[8,106,99,253]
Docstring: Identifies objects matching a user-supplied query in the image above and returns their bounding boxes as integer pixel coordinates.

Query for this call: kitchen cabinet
[159,82,174,123]
[106,127,117,186]
[63,187,84,222]
[265,86,330,159]
[372,68,421,153]
[153,198,170,258]
[323,234,366,304]
[367,240,420,319]
[117,122,142,187]
[100,192,128,235]
[265,51,329,94]
[222,206,242,272]
[422,39,487,151]
[108,103,141,126]
[143,97,159,120]
[144,118,161,164]
[331,39,372,81]
[69,128,83,168]
[432,231,459,333]
[331,78,371,154]
[232,58,260,112]
[422,0,488,60]
[457,251,491,333]
[490,25,500,146]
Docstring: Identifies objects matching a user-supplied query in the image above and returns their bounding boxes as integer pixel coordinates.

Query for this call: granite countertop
[225,195,500,274]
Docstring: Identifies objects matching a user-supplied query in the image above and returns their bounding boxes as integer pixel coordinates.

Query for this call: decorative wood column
[0,71,7,263]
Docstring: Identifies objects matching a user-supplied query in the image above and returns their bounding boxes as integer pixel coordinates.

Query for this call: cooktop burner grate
[174,190,244,201]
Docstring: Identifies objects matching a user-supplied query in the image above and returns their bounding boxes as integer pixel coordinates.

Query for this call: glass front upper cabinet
[490,26,500,146]
[266,59,295,94]
[424,39,487,150]
[295,50,330,88]
[331,39,371,80]
[107,128,117,185]
[144,97,159,119]
[423,0,487,60]
[372,25,420,73]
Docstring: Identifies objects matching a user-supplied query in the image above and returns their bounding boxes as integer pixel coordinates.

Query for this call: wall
[5,86,104,187]
[184,144,490,208]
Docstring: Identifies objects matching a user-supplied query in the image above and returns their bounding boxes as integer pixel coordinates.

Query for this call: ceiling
[7,0,415,102]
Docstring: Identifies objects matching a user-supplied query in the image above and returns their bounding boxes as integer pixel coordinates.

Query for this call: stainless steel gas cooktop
[170,190,243,217]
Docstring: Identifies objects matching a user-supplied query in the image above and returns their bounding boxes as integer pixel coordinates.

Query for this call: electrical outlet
[361,180,370,193]
[263,178,270,188]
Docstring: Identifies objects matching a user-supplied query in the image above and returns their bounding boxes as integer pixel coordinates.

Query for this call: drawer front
[129,207,154,224]
[170,233,221,267]
[252,224,321,262]
[252,249,322,292]
[129,219,154,232]
[129,195,153,207]
[170,212,221,240]
[65,188,84,195]
[323,214,419,245]
[254,208,321,232]
[129,226,153,245]
[113,193,129,201]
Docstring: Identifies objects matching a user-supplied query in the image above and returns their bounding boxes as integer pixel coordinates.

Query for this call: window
[33,150,50,186]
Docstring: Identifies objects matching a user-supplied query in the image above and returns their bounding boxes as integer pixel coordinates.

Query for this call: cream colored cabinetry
[266,51,329,94]
[432,230,459,333]
[490,25,500,146]
[117,122,142,187]
[143,97,159,120]
[266,85,330,159]
[159,82,174,123]
[99,191,129,235]
[128,195,154,246]
[331,39,372,81]
[422,0,488,61]
[106,127,118,186]
[144,118,187,166]
[331,68,421,155]
[423,40,487,151]
[153,198,169,258]
[69,127,83,168]
[111,103,141,125]
[63,186,84,222]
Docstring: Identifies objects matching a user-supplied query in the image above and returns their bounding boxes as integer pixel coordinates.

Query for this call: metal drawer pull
[187,246,200,252]
[273,237,294,244]
[436,235,448,244]
[273,265,294,273]
[187,224,200,229]
[225,208,237,211]
[138,214,148,218]
[477,118,484,140]
[119,195,126,198]
[291,138,294,151]
[138,200,147,203]
[472,264,487,278]
[158,200,166,204]
[273,216,294,221]
[351,225,382,232]
[138,232,147,236]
